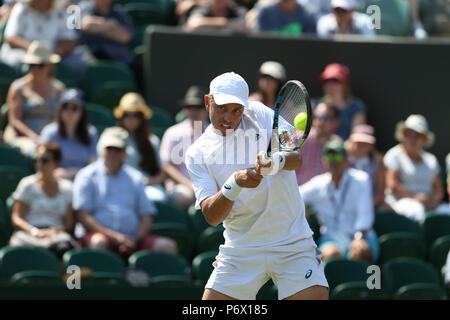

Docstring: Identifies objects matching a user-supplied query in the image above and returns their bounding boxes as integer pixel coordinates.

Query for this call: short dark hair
[39,143,62,166]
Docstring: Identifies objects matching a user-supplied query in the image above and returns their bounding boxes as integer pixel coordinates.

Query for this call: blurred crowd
[0,0,449,292]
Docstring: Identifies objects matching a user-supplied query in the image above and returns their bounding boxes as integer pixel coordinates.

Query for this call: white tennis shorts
[205,246,329,300]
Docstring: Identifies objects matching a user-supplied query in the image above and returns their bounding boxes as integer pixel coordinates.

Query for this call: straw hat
[395,114,435,148]
[22,41,61,65]
[113,93,153,120]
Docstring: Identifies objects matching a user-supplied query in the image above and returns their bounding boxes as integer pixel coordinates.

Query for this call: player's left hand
[255,151,285,176]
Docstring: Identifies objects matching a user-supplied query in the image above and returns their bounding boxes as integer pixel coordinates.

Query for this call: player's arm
[200,169,263,227]
[255,150,302,175]
[281,150,302,171]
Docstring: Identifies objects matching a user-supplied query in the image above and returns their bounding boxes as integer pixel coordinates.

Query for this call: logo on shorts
[305,269,312,279]
[224,184,231,190]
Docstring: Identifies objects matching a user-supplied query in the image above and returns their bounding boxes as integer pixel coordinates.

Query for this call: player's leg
[283,285,329,300]
[202,288,238,300]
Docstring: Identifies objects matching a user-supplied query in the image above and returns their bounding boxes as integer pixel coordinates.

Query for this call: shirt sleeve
[4,3,24,38]
[136,179,157,216]
[353,176,374,232]
[40,123,56,143]
[186,148,219,210]
[298,178,321,206]
[72,169,95,211]
[13,176,32,204]
[383,147,400,170]
[316,14,333,37]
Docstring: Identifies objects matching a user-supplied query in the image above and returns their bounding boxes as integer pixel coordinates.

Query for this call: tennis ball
[293,112,307,131]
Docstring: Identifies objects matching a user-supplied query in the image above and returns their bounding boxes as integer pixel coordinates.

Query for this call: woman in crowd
[41,88,98,180]
[384,114,450,221]
[345,124,386,209]
[4,41,65,157]
[248,60,286,109]
[9,143,76,258]
[314,62,367,140]
[113,92,167,201]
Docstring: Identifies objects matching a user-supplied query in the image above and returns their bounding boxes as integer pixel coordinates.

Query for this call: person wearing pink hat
[314,62,367,140]
[384,114,450,221]
[345,124,386,209]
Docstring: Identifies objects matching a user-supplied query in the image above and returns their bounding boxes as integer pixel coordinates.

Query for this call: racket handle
[260,152,271,166]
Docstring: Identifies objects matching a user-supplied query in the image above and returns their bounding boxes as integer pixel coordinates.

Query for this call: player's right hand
[235,168,263,188]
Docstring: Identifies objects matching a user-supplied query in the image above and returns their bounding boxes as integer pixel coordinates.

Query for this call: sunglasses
[315,115,333,121]
[334,7,349,14]
[122,112,141,118]
[36,156,52,164]
[324,152,344,163]
[62,104,82,112]
[105,146,124,152]
[30,64,46,68]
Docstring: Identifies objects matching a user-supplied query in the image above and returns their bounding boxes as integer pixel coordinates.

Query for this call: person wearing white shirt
[299,140,379,263]
[186,72,329,300]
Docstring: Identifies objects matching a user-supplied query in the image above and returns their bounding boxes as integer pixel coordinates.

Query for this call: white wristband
[261,152,285,176]
[221,173,242,201]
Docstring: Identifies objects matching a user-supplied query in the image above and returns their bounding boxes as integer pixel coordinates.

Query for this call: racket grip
[260,152,271,165]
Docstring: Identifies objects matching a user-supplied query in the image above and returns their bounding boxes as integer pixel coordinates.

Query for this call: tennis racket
[266,80,313,159]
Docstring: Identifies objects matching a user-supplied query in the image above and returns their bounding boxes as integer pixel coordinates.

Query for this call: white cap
[209,72,249,108]
[260,61,286,82]
[332,0,357,10]
[98,127,129,149]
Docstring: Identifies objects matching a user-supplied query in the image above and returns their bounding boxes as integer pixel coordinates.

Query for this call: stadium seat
[0,201,12,247]
[378,232,425,265]
[331,281,386,300]
[429,235,450,272]
[0,166,31,203]
[0,246,61,281]
[122,2,170,27]
[80,60,137,102]
[53,63,79,88]
[373,210,420,236]
[151,222,195,260]
[361,0,412,36]
[192,250,218,285]
[382,257,445,299]
[152,200,189,225]
[0,62,19,105]
[10,270,65,287]
[89,80,136,110]
[421,214,450,258]
[128,251,191,280]
[150,274,192,287]
[85,102,116,134]
[187,204,209,237]
[323,257,370,292]
[0,143,34,170]
[196,225,225,254]
[148,105,174,139]
[394,283,446,300]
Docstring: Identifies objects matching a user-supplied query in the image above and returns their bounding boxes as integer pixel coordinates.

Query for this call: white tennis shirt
[186,101,314,252]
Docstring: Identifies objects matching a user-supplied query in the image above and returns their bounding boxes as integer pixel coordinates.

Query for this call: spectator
[299,0,332,20]
[255,0,316,35]
[299,140,379,263]
[4,41,65,158]
[175,0,210,25]
[9,143,76,258]
[384,114,450,221]
[0,0,93,71]
[184,0,247,31]
[78,0,134,65]
[113,92,167,202]
[295,101,341,185]
[317,0,376,38]
[248,60,286,109]
[245,0,276,30]
[73,127,177,256]
[40,88,98,181]
[160,85,208,210]
[314,62,367,140]
[345,124,386,209]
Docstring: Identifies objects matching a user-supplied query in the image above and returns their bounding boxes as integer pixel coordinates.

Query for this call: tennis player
[186,72,329,300]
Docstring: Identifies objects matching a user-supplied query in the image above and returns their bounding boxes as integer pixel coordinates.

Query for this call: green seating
[0,246,61,280]
[0,201,12,247]
[80,60,136,102]
[374,210,420,236]
[421,214,450,258]
[394,282,446,300]
[53,63,79,88]
[361,0,412,36]
[187,204,209,236]
[150,274,192,287]
[1,103,7,130]
[128,251,191,280]
[63,248,125,275]
[382,257,445,299]
[429,235,450,272]
[0,62,19,105]
[0,143,33,170]
[149,105,174,139]
[378,232,425,265]
[123,2,169,27]
[331,281,386,300]
[0,166,31,203]
[152,200,188,225]
[85,103,116,133]
[89,80,136,110]
[324,257,371,292]
[197,225,225,254]
[151,222,195,260]
[192,250,217,284]
[10,270,64,287]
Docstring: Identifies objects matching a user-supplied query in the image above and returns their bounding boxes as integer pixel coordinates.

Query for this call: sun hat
[319,63,350,86]
[178,85,206,107]
[259,61,287,82]
[22,40,61,65]
[349,124,376,144]
[395,114,435,148]
[113,92,153,120]
[209,72,249,108]
[98,126,129,150]
[324,140,346,154]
